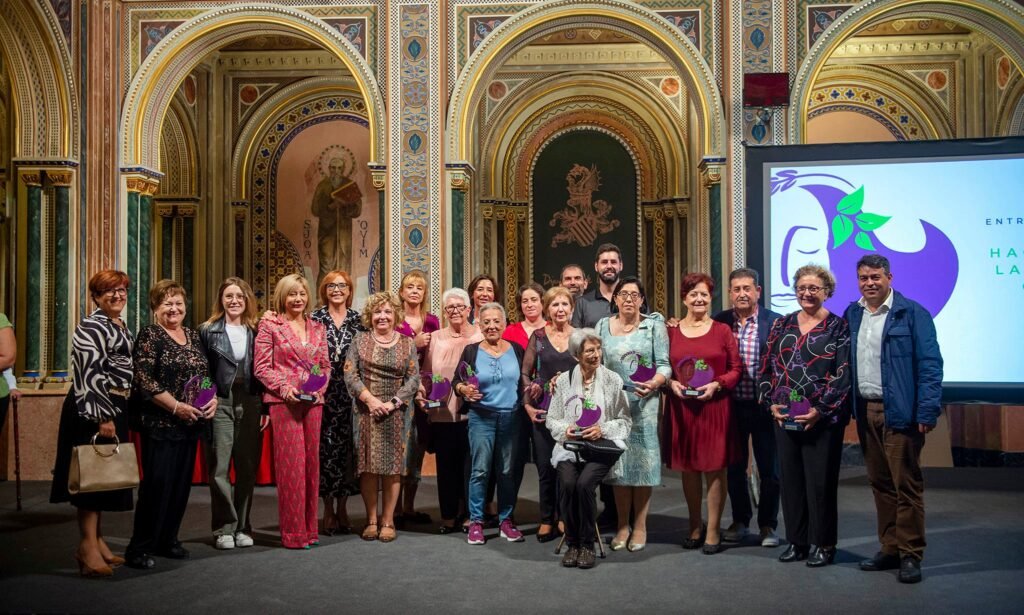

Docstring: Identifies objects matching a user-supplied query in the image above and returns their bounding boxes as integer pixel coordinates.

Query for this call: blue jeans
[468,408,520,522]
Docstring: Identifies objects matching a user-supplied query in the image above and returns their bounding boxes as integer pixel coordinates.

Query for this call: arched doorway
[446,0,726,314]
[117,5,387,329]
[790,0,1024,143]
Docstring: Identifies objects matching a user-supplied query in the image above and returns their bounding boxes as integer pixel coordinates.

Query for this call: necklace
[684,319,710,328]
[449,328,464,338]
[619,317,640,333]
[373,331,398,345]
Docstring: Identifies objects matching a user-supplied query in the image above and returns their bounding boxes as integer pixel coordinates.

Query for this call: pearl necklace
[373,331,398,344]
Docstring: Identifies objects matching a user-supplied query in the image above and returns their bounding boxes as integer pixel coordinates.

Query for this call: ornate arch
[159,95,198,197]
[808,64,954,140]
[120,3,386,174]
[791,0,1024,142]
[0,0,78,158]
[481,71,686,201]
[996,72,1024,135]
[231,76,366,198]
[447,0,725,167]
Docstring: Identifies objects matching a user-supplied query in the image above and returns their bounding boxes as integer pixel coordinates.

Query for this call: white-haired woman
[546,328,632,569]
[417,287,483,533]
[453,302,525,546]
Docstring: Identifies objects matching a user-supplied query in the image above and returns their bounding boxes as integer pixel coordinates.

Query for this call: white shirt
[225,324,248,362]
[856,289,893,400]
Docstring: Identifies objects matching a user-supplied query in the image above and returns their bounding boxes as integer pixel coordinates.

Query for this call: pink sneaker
[499,519,524,542]
[467,522,485,545]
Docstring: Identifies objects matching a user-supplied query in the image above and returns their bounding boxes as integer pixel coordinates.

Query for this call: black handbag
[563,438,623,465]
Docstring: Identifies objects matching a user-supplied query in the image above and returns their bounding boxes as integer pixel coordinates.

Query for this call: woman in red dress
[663,273,741,554]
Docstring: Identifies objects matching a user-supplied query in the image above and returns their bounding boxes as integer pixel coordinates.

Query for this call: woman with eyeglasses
[395,271,440,527]
[758,264,851,568]
[311,271,363,535]
[416,288,483,533]
[595,276,670,553]
[51,271,135,577]
[453,302,526,546]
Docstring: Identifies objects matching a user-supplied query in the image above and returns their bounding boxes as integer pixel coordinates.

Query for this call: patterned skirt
[357,409,407,476]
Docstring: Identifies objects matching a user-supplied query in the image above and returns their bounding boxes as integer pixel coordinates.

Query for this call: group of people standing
[48,242,943,581]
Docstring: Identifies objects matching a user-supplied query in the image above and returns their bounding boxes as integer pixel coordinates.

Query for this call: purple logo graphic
[771,169,958,317]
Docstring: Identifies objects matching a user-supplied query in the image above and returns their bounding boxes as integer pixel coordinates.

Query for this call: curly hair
[361,291,404,330]
[793,264,837,298]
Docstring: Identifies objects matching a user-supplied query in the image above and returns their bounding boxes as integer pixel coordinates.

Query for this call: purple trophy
[676,356,716,397]
[531,378,553,420]
[183,375,216,410]
[566,394,603,436]
[295,362,328,402]
[421,372,452,410]
[456,361,479,388]
[621,350,657,392]
[773,387,811,431]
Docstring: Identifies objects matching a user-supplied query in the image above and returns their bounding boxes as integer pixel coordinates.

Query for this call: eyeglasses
[444,304,467,313]
[616,291,641,301]
[795,285,823,295]
[326,282,349,291]
[102,288,128,297]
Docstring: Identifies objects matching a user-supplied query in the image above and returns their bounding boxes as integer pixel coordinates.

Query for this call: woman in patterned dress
[254,273,331,549]
[311,270,363,535]
[395,270,440,525]
[759,264,851,568]
[50,270,135,577]
[126,280,217,568]
[596,277,671,552]
[343,291,420,543]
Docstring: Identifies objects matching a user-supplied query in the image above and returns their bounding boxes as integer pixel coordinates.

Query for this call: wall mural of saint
[532,130,638,288]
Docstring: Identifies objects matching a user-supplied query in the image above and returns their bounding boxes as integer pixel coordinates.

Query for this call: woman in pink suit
[254,273,331,549]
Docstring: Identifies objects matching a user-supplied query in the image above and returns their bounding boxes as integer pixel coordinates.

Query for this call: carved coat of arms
[549,163,621,248]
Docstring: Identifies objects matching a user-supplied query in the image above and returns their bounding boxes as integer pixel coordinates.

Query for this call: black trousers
[557,458,613,546]
[531,421,558,524]
[127,434,198,556]
[432,421,469,521]
[776,421,844,547]
[727,399,780,529]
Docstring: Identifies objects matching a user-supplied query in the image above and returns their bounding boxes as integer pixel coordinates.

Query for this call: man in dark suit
[714,268,783,547]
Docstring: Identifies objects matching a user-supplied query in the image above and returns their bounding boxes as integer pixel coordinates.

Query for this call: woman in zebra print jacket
[50,270,136,577]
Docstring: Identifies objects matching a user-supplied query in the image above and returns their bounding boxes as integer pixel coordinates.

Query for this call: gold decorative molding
[371,167,388,191]
[18,170,43,187]
[45,170,73,187]
[699,159,724,187]
[233,207,247,222]
[216,50,344,70]
[449,165,473,192]
[125,176,159,195]
[504,43,669,67]
[832,36,973,57]
[154,202,196,218]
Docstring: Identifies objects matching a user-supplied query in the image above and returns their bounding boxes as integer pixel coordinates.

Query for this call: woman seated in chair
[546,328,631,569]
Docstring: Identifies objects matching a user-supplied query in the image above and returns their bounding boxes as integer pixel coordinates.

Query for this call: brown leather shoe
[561,546,579,568]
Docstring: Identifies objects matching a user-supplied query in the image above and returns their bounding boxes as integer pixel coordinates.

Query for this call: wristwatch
[390,396,405,409]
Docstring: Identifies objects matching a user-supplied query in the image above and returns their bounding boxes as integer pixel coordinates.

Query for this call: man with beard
[572,243,633,328]
[311,157,363,288]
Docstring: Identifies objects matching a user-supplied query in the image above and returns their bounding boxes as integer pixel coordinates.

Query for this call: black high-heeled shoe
[806,546,837,567]
[778,544,810,562]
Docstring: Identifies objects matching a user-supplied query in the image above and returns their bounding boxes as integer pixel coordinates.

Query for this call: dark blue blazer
[843,290,944,429]
[713,305,782,394]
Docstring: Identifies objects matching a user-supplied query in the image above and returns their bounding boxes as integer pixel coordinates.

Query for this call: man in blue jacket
[714,268,782,547]
[844,254,943,584]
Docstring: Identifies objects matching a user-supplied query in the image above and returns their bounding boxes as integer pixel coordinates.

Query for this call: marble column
[700,158,726,311]
[138,184,157,327]
[231,202,247,280]
[47,170,74,379]
[181,206,196,327]
[447,164,472,290]
[18,170,43,380]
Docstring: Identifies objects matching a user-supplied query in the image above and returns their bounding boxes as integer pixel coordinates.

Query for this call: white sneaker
[760,527,780,548]
[215,534,235,550]
[234,532,254,548]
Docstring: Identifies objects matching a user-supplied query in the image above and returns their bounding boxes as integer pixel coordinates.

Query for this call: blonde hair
[149,279,187,312]
[361,291,404,330]
[793,264,836,298]
[541,285,575,314]
[399,270,429,308]
[205,277,259,328]
[272,273,313,319]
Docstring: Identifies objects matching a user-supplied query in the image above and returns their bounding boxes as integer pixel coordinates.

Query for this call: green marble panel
[126,191,139,333]
[451,189,464,289]
[24,184,42,377]
[709,183,723,312]
[138,195,153,328]
[52,184,70,375]
[161,215,173,278]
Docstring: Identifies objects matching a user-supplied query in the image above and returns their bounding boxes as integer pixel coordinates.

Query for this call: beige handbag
[68,433,140,494]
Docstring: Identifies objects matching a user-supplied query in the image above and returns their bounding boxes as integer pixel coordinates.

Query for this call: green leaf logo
[855,212,891,231]
[311,364,322,376]
[789,389,803,402]
[432,373,445,383]
[583,399,596,409]
[832,215,854,248]
[201,377,212,389]
[837,185,864,215]
[854,232,876,250]
[694,359,708,371]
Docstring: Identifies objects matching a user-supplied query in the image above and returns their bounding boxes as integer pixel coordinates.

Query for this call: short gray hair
[568,328,602,357]
[441,287,470,307]
[479,301,506,322]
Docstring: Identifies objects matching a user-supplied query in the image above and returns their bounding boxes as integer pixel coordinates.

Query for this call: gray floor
[1,467,1022,614]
